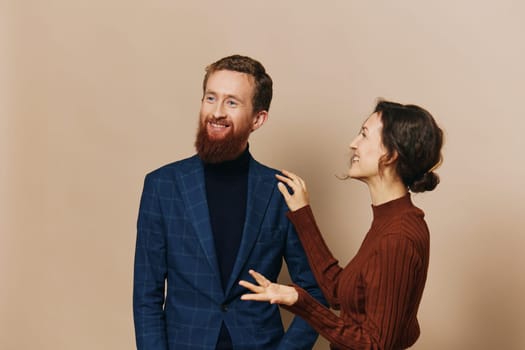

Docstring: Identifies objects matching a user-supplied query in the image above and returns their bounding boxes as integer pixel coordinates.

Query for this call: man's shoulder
[249,157,280,178]
[146,154,201,180]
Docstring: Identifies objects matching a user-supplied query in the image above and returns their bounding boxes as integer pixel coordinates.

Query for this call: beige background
[2,1,525,349]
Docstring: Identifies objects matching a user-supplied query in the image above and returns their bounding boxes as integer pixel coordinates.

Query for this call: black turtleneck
[203,147,250,291]
[204,147,250,350]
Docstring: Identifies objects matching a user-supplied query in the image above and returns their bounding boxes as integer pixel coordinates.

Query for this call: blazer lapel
[178,156,222,290]
[224,158,275,294]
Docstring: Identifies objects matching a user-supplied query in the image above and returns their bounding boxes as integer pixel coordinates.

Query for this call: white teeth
[209,121,227,128]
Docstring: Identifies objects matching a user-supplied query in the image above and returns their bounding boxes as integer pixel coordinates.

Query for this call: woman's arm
[276,170,344,306]
[286,205,344,307]
[241,235,424,350]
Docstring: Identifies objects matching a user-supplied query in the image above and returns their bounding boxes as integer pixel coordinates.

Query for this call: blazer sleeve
[133,174,168,350]
[277,210,328,349]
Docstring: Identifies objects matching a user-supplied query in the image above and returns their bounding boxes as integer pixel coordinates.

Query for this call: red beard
[194,118,252,163]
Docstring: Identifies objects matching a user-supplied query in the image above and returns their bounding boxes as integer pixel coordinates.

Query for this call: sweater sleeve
[283,235,424,350]
[286,205,344,308]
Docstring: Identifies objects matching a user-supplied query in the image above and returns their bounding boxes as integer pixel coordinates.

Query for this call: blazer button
[220,304,228,312]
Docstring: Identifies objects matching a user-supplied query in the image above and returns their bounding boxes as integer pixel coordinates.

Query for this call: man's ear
[252,111,268,131]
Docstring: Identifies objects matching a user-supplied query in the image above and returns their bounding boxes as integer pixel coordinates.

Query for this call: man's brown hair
[203,55,273,113]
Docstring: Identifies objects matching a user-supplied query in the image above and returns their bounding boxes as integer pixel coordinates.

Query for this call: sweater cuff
[282,284,333,325]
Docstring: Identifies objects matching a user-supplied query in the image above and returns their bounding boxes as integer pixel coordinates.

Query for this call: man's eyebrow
[204,90,244,102]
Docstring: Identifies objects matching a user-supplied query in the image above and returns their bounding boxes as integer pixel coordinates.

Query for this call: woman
[239,100,444,350]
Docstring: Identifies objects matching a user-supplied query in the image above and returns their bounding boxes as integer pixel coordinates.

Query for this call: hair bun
[410,171,440,193]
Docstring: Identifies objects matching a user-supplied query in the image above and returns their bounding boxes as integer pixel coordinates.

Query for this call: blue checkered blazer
[133,154,325,349]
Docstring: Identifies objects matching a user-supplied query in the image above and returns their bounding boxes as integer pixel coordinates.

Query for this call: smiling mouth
[208,120,230,129]
[351,155,359,163]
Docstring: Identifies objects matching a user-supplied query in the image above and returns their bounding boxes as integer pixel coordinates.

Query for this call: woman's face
[348,112,388,183]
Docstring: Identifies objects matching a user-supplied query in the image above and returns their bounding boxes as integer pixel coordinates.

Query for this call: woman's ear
[383,150,399,165]
[379,150,398,170]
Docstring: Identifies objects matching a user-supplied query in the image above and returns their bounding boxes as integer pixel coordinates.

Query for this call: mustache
[204,116,230,126]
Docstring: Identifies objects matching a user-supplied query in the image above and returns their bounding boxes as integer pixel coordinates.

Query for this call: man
[133,55,325,349]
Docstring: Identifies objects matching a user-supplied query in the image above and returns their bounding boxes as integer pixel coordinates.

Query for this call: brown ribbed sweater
[283,194,429,350]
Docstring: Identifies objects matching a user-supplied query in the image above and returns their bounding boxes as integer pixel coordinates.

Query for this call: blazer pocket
[255,228,285,244]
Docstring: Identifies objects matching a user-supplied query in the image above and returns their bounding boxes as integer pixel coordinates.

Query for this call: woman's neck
[366,175,408,206]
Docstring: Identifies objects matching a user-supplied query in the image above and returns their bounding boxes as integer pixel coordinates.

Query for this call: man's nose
[213,101,226,118]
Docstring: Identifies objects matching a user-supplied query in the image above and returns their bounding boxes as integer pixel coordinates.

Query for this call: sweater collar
[203,145,251,175]
[371,193,413,221]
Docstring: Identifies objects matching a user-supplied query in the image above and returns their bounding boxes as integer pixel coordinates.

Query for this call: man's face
[195,70,260,163]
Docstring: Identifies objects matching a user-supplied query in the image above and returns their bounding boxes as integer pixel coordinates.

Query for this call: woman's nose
[349,136,358,149]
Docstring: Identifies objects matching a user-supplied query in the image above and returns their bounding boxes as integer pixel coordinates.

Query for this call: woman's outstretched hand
[239,270,298,306]
[275,170,309,212]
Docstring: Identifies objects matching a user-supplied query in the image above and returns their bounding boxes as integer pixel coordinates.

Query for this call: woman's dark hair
[375,100,444,192]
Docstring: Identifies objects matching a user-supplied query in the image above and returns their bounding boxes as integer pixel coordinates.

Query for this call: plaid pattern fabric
[133,155,325,350]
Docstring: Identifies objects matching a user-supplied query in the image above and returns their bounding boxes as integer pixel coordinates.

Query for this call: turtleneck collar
[203,145,251,175]
[371,193,413,221]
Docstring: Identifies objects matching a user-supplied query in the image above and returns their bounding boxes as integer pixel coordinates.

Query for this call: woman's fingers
[275,174,295,189]
[277,182,291,200]
[281,170,302,184]
[239,271,295,305]
[238,270,270,292]
[278,170,298,184]
[249,269,270,287]
[278,170,307,191]
[281,169,297,179]
[238,280,262,293]
[240,292,271,302]
[239,271,272,302]
[297,176,306,189]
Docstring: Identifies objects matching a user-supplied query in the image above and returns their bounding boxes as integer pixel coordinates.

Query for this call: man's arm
[133,174,168,349]
[277,219,328,349]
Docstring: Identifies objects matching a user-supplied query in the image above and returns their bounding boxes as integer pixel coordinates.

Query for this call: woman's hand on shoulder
[275,169,309,212]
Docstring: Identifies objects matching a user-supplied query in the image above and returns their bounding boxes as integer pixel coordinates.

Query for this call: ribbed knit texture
[283,194,429,350]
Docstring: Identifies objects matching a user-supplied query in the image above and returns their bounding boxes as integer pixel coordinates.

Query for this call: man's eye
[226,100,237,107]
[205,96,215,102]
